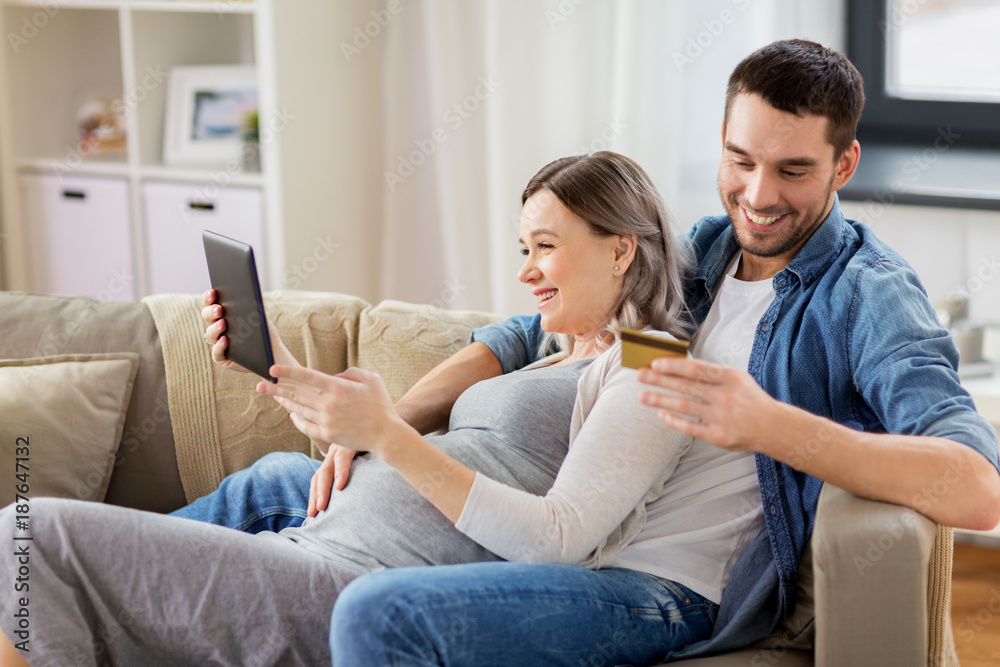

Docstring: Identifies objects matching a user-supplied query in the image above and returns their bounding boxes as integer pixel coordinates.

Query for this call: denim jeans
[168,451,320,533]
[330,562,718,667]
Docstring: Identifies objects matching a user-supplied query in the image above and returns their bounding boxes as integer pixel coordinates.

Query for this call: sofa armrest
[812,483,936,667]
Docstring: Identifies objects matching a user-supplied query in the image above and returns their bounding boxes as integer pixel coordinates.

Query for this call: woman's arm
[262,344,689,564]
[454,346,690,564]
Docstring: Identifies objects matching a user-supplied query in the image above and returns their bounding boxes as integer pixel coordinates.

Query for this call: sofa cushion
[357,300,502,401]
[0,353,139,505]
[0,292,183,512]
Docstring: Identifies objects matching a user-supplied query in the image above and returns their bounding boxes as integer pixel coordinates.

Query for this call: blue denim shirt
[470,197,1000,657]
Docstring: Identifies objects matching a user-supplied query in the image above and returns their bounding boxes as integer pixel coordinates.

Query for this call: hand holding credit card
[620,328,689,369]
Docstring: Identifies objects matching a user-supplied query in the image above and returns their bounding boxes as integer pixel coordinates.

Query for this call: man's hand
[636,356,780,453]
[308,445,358,517]
[637,356,1000,531]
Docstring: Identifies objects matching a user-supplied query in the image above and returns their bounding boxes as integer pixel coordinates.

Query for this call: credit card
[620,328,689,369]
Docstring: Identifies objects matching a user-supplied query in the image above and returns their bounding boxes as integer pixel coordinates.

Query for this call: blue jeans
[330,562,718,666]
[168,451,320,533]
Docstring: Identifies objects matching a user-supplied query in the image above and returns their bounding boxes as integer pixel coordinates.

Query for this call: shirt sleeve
[849,259,1000,473]
[469,314,549,374]
[455,344,691,565]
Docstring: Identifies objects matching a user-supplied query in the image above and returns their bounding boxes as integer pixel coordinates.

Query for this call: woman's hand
[307,445,358,517]
[257,365,409,456]
[201,289,297,370]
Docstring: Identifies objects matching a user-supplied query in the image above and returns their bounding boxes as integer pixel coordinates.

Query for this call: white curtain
[378,0,844,317]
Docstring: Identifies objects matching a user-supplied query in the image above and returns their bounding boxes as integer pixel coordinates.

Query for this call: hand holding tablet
[202,230,277,382]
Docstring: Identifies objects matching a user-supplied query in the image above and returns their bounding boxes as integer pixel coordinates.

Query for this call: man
[325,39,1000,664]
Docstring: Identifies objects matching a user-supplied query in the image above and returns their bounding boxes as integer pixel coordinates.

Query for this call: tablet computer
[202,230,276,382]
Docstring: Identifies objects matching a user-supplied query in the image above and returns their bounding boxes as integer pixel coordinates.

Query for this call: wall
[839,202,1000,333]
[272,0,385,304]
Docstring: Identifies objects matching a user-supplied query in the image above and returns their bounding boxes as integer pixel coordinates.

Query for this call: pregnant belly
[279,433,563,571]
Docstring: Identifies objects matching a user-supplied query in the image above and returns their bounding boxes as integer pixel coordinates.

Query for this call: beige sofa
[0,291,957,666]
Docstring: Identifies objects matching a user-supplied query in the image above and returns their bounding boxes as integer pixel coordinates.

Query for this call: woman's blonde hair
[522,151,692,355]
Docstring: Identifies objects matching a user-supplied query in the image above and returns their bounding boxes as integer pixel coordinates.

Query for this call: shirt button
[770,505,777,515]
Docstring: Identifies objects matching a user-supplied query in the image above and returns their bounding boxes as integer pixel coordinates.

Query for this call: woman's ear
[614,235,638,274]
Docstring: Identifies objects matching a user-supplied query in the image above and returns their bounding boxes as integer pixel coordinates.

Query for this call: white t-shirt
[615,252,773,603]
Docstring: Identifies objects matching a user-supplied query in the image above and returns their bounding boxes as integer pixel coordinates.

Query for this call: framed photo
[163,65,258,166]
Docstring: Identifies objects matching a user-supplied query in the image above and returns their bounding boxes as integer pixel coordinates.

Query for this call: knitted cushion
[357,300,501,402]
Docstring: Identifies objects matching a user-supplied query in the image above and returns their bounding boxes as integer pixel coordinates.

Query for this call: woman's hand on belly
[309,445,358,516]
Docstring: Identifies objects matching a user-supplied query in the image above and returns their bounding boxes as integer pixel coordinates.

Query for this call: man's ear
[614,235,638,273]
[833,140,861,191]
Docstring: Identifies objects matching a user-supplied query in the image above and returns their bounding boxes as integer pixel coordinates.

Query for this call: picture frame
[163,65,258,166]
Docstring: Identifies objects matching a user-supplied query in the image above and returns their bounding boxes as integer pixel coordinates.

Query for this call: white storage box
[20,173,135,301]
[142,181,265,295]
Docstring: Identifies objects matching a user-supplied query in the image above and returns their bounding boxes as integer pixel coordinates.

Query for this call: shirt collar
[780,195,847,288]
[693,195,848,296]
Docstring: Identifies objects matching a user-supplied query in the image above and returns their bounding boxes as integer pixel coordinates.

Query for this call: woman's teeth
[746,210,780,226]
[537,289,557,302]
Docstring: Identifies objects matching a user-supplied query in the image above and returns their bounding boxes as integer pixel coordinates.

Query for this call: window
[842,0,1000,211]
[848,0,1000,147]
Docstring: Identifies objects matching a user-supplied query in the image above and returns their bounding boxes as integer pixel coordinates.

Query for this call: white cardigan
[456,339,691,569]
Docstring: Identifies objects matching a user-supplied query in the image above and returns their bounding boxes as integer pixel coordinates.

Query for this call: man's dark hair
[724,39,865,158]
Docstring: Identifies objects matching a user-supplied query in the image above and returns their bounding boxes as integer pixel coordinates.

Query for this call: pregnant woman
[0,152,736,667]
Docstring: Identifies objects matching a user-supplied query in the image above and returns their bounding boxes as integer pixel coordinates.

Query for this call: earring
[614,265,620,271]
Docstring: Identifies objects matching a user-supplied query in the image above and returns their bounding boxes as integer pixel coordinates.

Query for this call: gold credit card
[620,328,689,369]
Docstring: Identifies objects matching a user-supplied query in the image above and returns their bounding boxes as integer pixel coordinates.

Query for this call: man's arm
[637,357,1000,531]
[394,342,503,434]
[468,314,548,374]
[399,312,548,433]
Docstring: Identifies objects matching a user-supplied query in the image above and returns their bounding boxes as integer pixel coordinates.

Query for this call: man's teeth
[746,210,780,226]
[537,289,557,302]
